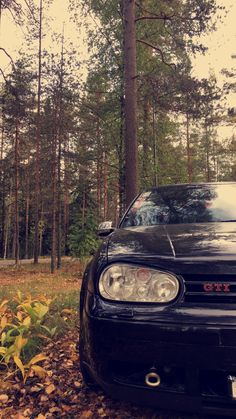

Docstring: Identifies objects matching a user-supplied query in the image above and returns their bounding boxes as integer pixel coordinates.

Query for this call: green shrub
[0,292,56,382]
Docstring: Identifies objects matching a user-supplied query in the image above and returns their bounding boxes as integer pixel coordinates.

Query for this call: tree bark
[24,169,30,259]
[56,39,64,269]
[118,94,125,219]
[0,114,5,258]
[14,119,20,265]
[152,102,158,187]
[103,151,108,220]
[63,138,69,254]
[123,0,138,208]
[186,112,193,183]
[4,181,13,259]
[34,0,43,264]
[205,123,211,182]
[51,136,57,274]
[143,95,151,185]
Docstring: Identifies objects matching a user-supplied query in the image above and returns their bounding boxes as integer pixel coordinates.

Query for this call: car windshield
[121,184,236,227]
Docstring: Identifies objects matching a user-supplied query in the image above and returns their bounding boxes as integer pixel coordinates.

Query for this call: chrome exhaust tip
[145,370,161,387]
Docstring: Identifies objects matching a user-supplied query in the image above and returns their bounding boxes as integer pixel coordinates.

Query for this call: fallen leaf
[45,383,56,395]
[80,411,93,419]
[30,385,43,393]
[40,395,48,402]
[74,381,82,388]
[0,394,9,403]
[49,407,61,413]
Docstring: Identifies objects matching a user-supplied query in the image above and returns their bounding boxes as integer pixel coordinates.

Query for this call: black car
[79,182,236,416]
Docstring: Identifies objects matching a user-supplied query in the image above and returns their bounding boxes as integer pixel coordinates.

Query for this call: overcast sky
[193,0,236,81]
[1,0,236,137]
[1,1,236,80]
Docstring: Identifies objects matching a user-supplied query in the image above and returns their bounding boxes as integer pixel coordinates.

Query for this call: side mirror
[97,221,115,237]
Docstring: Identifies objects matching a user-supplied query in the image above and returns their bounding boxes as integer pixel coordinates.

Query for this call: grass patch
[0,258,85,334]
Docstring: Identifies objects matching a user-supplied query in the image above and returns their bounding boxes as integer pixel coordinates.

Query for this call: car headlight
[99,264,179,303]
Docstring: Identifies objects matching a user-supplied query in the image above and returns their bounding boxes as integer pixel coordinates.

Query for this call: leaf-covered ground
[0,260,200,419]
[0,330,200,419]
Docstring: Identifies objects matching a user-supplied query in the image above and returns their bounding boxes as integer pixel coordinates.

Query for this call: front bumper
[82,305,236,416]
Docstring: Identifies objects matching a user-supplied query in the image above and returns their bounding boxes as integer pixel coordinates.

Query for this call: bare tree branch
[136,39,176,69]
[0,48,14,66]
[0,67,8,82]
[135,15,173,22]
[22,0,38,23]
[87,10,122,71]
[135,2,175,22]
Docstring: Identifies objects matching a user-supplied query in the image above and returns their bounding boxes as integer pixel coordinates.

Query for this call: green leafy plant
[0,293,56,382]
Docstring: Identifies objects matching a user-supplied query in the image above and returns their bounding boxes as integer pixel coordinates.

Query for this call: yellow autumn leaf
[13,355,25,379]
[23,316,31,327]
[0,346,7,355]
[31,365,47,379]
[27,353,47,366]
[0,300,8,309]
[1,315,7,329]
[15,335,28,352]
[61,308,75,315]
[16,311,23,322]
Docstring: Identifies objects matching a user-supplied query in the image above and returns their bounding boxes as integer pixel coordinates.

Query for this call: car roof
[145,182,236,193]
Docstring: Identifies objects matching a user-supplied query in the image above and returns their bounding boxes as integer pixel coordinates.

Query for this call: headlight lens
[99,264,179,303]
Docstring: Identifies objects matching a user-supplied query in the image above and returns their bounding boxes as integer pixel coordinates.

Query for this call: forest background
[1,0,236,272]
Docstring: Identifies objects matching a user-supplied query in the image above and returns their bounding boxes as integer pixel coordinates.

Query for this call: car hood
[107,223,236,260]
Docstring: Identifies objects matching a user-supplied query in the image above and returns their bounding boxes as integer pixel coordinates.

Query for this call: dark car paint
[80,184,236,416]
[108,223,236,260]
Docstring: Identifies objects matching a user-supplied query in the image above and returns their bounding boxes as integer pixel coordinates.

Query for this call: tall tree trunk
[97,156,101,218]
[24,169,30,259]
[14,119,20,265]
[118,1,125,218]
[81,189,86,228]
[96,119,102,220]
[51,136,57,274]
[123,0,138,207]
[212,139,218,181]
[118,93,125,218]
[0,115,5,258]
[63,138,69,254]
[152,102,158,187]
[186,112,192,183]
[57,136,62,269]
[103,151,108,220]
[34,0,43,264]
[39,202,44,256]
[4,181,13,259]
[1,172,5,258]
[56,26,65,269]
[205,124,211,182]
[143,95,151,185]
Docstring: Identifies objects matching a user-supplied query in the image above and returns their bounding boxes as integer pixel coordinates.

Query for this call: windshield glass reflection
[122,185,236,227]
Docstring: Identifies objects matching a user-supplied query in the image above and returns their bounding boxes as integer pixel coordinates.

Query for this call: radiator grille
[183,274,236,304]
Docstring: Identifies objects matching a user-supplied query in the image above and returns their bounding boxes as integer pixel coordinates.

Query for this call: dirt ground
[0,260,201,419]
[0,330,201,419]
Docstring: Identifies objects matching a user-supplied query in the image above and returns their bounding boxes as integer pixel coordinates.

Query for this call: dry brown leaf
[49,407,61,413]
[45,383,56,395]
[80,411,93,419]
[30,385,43,393]
[0,394,9,403]
[40,395,48,402]
[74,381,82,388]
[23,408,31,416]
